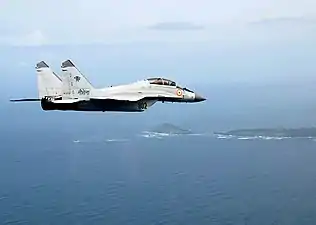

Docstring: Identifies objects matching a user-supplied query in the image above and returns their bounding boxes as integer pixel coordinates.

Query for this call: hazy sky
[1,0,316,96]
[1,0,316,45]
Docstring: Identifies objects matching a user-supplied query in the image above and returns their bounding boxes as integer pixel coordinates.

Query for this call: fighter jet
[10,60,206,112]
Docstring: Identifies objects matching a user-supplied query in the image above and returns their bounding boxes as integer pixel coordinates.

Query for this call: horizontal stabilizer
[10,98,40,102]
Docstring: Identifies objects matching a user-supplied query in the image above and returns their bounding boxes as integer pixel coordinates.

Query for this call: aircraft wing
[52,99,83,103]
[91,93,145,102]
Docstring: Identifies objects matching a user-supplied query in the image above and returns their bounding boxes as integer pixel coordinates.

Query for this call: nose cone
[194,93,206,102]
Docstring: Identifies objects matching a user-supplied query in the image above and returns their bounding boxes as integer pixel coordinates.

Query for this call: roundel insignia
[176,89,183,96]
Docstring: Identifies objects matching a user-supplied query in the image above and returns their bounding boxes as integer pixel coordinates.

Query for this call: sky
[0,0,316,45]
[1,0,316,130]
[1,0,316,99]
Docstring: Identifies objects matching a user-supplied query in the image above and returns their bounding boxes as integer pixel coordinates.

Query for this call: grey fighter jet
[10,60,206,112]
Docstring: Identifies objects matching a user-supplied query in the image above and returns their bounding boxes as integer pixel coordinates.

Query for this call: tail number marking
[78,89,90,95]
[138,102,148,110]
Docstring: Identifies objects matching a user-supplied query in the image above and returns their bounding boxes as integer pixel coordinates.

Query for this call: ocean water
[2,81,316,225]
[1,126,316,225]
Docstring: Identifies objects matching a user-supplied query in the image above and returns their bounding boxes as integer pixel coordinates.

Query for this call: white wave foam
[215,134,314,141]
[140,134,163,139]
[73,138,129,144]
[140,131,212,139]
[187,133,213,136]
[140,131,175,139]
[237,137,256,140]
[215,134,234,139]
[104,138,129,142]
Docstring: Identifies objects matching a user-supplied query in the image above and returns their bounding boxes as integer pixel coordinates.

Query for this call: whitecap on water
[72,137,129,144]
[139,131,210,139]
[215,134,296,141]
[104,139,129,142]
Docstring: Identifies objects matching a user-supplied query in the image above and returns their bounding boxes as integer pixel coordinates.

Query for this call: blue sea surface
[1,127,316,225]
[2,80,316,225]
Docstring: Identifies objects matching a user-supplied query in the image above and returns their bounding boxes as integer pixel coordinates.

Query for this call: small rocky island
[215,127,316,138]
[149,123,192,135]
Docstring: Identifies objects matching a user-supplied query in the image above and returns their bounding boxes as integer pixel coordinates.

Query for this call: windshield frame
[183,87,194,93]
[147,77,177,87]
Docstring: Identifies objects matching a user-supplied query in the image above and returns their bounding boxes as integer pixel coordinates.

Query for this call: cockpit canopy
[147,78,176,86]
[147,77,194,93]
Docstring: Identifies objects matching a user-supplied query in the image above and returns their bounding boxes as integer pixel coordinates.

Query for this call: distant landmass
[215,127,316,138]
[150,123,192,135]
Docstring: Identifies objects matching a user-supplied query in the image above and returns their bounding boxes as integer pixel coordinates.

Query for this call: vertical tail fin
[61,59,93,99]
[36,61,62,98]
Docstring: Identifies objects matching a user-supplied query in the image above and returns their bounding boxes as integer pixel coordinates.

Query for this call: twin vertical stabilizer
[10,60,94,102]
[60,59,94,99]
[36,61,62,98]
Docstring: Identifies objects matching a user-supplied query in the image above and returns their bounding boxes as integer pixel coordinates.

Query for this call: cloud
[245,16,316,41]
[249,16,316,26]
[148,22,204,31]
[0,0,315,46]
[14,30,47,46]
[0,29,47,46]
[0,2,316,46]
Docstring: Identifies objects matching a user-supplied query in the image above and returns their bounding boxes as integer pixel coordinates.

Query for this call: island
[214,127,316,138]
[149,123,192,135]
